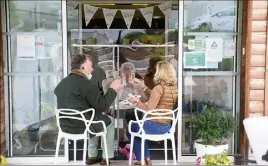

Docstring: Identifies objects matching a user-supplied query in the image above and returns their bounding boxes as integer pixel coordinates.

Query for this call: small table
[111,102,136,152]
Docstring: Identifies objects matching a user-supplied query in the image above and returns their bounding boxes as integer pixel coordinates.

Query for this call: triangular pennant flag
[121,10,135,29]
[140,6,154,27]
[103,8,117,29]
[67,1,79,16]
[84,4,98,26]
[158,1,172,17]
[67,1,79,8]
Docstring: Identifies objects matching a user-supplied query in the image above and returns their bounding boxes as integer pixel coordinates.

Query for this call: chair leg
[102,136,109,165]
[171,138,177,165]
[141,138,145,165]
[129,136,134,165]
[74,140,77,163]
[83,138,87,164]
[164,139,168,165]
[54,135,61,164]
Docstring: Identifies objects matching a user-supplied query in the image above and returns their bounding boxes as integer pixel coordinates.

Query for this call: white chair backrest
[243,117,268,165]
[170,108,179,133]
[55,108,95,133]
[142,108,179,134]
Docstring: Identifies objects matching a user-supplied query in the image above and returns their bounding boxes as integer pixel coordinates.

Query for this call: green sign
[184,52,206,68]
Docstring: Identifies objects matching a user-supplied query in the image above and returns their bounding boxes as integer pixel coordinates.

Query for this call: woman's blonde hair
[154,60,177,86]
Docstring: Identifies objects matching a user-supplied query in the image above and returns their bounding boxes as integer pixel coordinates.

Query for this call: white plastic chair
[128,108,180,165]
[243,117,268,165]
[54,108,109,165]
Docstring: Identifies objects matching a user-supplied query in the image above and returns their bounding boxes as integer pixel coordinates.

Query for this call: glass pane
[10,32,63,73]
[9,1,62,32]
[182,76,234,155]
[12,75,63,156]
[183,35,236,71]
[6,0,64,157]
[184,1,237,32]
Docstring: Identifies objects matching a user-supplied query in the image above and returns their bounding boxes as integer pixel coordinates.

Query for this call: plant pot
[194,139,228,159]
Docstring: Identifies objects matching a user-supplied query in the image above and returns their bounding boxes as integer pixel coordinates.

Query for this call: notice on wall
[194,39,204,51]
[35,36,45,58]
[184,52,206,69]
[224,37,236,57]
[188,39,195,50]
[205,38,223,62]
[17,35,35,58]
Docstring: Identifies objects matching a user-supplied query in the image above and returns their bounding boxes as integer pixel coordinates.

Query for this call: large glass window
[4,0,64,157]
[182,0,239,156]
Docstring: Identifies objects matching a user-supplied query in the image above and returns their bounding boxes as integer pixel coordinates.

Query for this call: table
[111,102,136,152]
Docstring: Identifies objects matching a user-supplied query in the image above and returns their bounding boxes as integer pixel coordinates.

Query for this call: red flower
[196,157,201,166]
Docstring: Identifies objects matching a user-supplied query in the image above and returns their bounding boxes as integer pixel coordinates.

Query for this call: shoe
[145,158,152,165]
[86,156,102,165]
[134,159,152,165]
[100,159,110,165]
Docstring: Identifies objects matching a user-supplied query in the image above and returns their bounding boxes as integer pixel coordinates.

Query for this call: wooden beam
[264,5,268,116]
[240,0,253,159]
[0,5,5,156]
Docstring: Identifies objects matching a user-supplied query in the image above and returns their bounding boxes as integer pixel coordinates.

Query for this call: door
[178,0,242,162]
[2,0,67,161]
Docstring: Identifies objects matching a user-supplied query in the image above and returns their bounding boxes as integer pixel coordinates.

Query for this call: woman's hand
[128,97,140,104]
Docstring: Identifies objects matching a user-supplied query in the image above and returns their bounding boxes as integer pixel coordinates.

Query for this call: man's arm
[82,81,117,112]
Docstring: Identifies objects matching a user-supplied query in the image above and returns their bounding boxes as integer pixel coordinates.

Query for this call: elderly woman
[127,61,178,165]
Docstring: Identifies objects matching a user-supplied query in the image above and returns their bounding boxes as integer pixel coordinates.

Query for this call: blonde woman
[128,61,178,165]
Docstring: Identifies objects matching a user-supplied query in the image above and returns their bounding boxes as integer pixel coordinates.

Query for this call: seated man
[54,54,121,165]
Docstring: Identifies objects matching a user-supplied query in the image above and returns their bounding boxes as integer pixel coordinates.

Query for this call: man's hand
[110,79,122,91]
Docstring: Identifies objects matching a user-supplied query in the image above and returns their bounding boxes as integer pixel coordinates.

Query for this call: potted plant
[191,106,237,161]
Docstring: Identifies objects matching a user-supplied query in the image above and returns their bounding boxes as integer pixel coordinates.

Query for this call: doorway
[66,0,179,161]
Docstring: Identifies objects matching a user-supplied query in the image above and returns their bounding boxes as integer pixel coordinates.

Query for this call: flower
[201,151,230,165]
[0,155,7,165]
[196,156,201,166]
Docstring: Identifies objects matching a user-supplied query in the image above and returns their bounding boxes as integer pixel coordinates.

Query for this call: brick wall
[241,0,268,158]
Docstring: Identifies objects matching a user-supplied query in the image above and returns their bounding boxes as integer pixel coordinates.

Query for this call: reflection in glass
[12,75,63,156]
[182,76,233,155]
[9,1,62,32]
[184,1,236,32]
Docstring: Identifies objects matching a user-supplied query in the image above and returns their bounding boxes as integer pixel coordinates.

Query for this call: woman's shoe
[145,158,152,165]
[134,159,152,165]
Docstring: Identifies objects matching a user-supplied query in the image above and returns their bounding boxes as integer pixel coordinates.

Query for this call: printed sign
[224,37,236,57]
[17,35,35,58]
[184,52,206,68]
[35,36,45,58]
[188,39,195,50]
[205,38,223,62]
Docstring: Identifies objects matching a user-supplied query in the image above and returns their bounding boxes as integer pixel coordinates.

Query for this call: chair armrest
[86,120,107,135]
[134,108,147,121]
[128,120,144,135]
[81,108,95,122]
